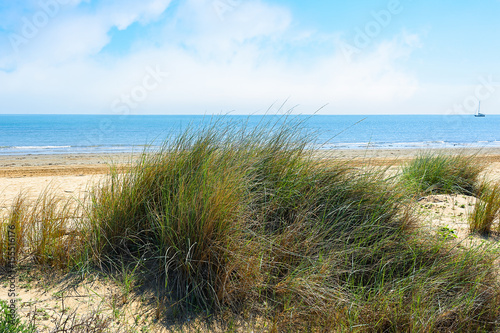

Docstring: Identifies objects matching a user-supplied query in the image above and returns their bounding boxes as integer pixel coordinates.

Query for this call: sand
[1,149,500,206]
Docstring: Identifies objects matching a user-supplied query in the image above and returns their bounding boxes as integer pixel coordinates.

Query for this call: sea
[1,114,499,155]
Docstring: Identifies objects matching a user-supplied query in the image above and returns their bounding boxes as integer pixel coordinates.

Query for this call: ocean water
[0,114,499,155]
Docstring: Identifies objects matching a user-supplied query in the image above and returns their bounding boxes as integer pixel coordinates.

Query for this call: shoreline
[0,153,134,177]
[1,148,500,177]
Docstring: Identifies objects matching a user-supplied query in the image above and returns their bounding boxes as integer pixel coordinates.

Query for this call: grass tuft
[469,180,500,234]
[399,152,485,196]
[0,299,36,333]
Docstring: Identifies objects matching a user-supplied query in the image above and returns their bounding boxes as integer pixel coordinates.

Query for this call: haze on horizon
[0,0,499,115]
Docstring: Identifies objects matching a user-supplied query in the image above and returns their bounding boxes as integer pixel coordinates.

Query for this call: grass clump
[400,152,484,196]
[469,180,500,234]
[86,119,258,311]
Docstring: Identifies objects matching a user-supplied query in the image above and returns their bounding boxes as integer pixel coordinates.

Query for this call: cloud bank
[0,0,422,114]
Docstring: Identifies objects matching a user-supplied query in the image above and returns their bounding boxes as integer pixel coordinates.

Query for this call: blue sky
[0,0,499,114]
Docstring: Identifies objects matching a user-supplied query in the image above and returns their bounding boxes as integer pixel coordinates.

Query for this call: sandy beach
[0,153,139,206]
[2,148,500,197]
[4,1,500,329]
[0,148,499,213]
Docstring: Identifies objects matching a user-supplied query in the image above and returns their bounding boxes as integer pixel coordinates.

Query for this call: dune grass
[469,180,500,235]
[399,152,485,196]
[1,118,500,331]
[0,190,84,269]
[79,119,500,331]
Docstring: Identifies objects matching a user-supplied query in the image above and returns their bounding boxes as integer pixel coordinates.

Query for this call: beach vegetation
[0,190,84,268]
[0,300,36,333]
[469,180,500,234]
[399,152,484,196]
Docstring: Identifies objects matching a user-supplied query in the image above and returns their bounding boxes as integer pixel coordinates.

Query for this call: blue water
[1,114,499,155]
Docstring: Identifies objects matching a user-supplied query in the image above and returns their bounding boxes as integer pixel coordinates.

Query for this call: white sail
[475,101,485,117]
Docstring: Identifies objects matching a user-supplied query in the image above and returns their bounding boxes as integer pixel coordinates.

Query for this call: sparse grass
[30,307,118,333]
[1,118,500,331]
[469,180,500,235]
[0,190,85,269]
[0,194,29,267]
[400,152,485,196]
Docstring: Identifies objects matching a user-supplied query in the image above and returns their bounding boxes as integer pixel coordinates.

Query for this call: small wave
[315,141,484,150]
[12,146,72,149]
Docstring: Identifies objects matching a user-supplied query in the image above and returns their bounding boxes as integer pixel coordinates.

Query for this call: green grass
[399,152,485,196]
[0,300,35,333]
[1,118,500,331]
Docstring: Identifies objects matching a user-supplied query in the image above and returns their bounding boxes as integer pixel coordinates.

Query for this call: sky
[0,0,499,115]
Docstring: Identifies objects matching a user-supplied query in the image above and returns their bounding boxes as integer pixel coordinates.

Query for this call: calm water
[0,114,499,155]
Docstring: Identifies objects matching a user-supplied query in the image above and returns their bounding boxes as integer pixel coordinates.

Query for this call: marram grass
[0,190,85,268]
[400,152,485,196]
[469,180,500,234]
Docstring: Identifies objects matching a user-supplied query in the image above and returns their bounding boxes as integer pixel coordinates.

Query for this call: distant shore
[314,147,500,163]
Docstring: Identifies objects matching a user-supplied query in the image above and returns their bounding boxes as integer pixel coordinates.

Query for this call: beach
[2,148,500,177]
[0,153,130,208]
[1,148,500,208]
[4,1,500,329]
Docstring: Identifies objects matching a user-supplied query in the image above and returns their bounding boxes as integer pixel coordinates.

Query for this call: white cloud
[0,0,425,114]
[1,0,171,63]
[100,0,171,29]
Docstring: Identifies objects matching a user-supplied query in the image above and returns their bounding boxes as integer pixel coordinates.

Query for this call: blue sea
[1,114,499,155]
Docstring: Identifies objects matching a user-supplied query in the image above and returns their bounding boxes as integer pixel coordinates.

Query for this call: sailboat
[475,101,485,117]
